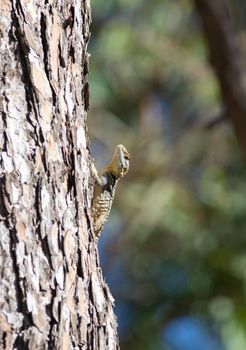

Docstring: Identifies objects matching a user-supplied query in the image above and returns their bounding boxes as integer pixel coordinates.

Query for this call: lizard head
[108,144,130,178]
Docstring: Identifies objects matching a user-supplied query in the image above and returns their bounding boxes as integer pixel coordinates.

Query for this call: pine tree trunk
[0,1,119,349]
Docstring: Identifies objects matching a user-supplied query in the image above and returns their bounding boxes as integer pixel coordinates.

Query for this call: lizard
[91,144,130,237]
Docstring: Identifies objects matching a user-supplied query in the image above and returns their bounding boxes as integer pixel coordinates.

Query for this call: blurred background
[88,0,246,349]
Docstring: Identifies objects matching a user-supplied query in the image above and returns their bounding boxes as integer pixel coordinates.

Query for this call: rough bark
[194,0,246,155]
[0,1,119,349]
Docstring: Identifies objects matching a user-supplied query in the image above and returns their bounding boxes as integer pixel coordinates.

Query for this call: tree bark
[194,0,246,155]
[0,1,119,349]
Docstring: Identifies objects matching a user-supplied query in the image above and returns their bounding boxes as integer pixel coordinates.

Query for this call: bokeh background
[88,1,246,349]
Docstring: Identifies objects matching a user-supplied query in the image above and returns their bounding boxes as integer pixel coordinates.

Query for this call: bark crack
[7,210,33,333]
[10,1,38,117]
[46,285,57,350]
[40,11,56,105]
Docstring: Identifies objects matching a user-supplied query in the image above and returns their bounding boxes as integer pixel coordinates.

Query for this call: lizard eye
[124,154,130,161]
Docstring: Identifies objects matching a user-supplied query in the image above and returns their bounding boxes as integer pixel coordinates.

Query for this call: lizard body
[91,144,130,237]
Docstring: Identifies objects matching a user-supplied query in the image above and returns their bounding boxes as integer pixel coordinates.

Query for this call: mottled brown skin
[91,145,130,236]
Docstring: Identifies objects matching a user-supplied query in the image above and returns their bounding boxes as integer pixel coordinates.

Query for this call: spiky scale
[91,145,130,237]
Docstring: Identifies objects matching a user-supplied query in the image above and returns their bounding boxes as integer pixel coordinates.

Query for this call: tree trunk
[194,0,246,155]
[0,1,119,349]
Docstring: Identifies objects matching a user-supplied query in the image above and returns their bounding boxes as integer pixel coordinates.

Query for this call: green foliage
[89,0,246,349]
